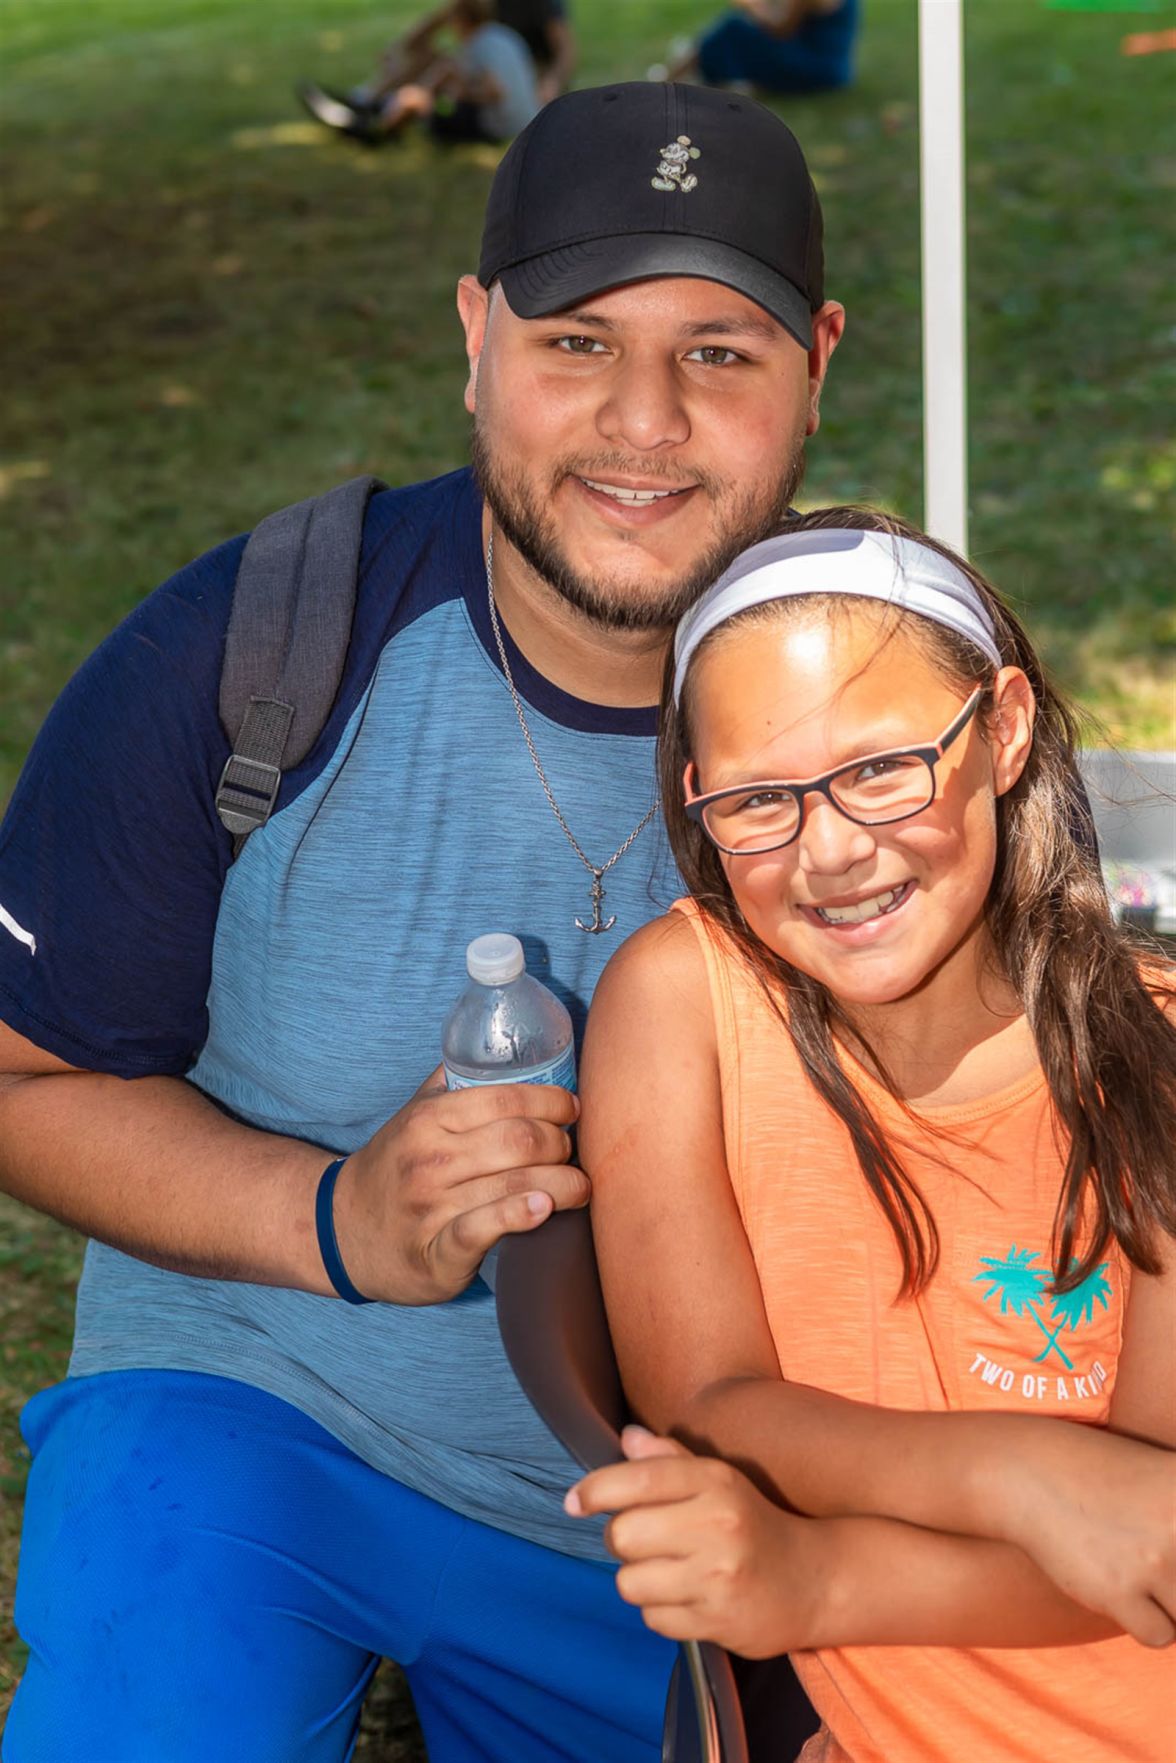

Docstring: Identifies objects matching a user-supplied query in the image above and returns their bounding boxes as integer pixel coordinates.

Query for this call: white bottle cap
[466,933,525,986]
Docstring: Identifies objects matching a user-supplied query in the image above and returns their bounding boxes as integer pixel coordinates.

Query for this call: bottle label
[444,1045,577,1094]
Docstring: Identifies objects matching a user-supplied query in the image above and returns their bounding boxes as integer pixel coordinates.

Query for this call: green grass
[1,0,1173,1746]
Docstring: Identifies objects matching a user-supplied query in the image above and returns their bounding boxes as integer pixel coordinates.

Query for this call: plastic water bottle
[442,934,576,1290]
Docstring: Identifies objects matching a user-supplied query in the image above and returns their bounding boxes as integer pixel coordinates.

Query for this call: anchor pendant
[576,871,616,935]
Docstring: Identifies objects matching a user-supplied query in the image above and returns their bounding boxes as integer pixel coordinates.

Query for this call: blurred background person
[495,0,575,103]
[300,0,572,139]
[652,0,859,96]
[301,0,538,144]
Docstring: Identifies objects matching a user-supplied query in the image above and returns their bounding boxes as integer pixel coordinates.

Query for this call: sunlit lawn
[1,0,1173,1750]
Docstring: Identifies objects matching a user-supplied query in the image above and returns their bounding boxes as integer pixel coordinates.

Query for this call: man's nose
[794,792,877,876]
[595,354,691,453]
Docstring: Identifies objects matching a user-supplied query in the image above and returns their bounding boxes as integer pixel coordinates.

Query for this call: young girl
[566,510,1176,1761]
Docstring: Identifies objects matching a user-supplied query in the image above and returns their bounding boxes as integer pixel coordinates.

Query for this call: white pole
[918,0,969,553]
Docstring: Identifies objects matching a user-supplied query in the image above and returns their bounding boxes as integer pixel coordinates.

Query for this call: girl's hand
[565,1426,830,1658]
[997,1425,1176,1647]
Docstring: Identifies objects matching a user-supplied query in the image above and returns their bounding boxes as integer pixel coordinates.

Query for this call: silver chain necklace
[485,533,658,934]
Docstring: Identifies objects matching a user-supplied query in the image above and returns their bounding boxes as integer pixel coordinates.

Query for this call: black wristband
[315,1157,373,1305]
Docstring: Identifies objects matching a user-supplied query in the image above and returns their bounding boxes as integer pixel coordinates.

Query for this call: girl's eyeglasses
[684,688,984,856]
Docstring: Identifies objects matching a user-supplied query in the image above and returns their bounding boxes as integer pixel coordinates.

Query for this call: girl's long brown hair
[660,506,1176,1296]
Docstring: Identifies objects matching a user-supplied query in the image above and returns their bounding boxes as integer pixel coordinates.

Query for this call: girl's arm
[580,915,1176,1636]
[1108,1245,1175,1447]
[569,1429,1146,1654]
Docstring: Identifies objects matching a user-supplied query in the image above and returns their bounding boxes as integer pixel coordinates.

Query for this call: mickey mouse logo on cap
[478,85,823,348]
[651,135,701,194]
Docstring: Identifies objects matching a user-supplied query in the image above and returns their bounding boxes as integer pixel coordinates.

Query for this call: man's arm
[0,1023,327,1288]
[0,1018,584,1304]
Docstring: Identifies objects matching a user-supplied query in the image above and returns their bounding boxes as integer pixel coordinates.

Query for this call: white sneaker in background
[297,82,361,129]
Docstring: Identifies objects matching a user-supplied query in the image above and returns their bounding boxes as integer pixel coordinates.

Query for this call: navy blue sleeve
[0,537,244,1076]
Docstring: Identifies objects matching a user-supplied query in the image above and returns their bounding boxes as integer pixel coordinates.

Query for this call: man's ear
[456,275,490,415]
[805,300,845,437]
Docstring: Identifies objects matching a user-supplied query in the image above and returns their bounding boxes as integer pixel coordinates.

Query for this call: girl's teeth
[581,479,677,504]
[816,886,903,925]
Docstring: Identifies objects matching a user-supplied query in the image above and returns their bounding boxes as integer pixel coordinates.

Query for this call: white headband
[672,527,1003,705]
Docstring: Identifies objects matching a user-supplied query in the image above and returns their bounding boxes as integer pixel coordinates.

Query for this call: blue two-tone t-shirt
[0,467,680,1559]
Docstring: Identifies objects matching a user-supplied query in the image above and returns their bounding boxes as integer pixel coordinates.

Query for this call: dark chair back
[495,1209,749,1763]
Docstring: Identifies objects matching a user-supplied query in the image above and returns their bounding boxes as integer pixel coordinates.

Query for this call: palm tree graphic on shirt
[973,1246,1113,1370]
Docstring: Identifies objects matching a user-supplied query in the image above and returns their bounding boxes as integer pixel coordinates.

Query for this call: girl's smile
[796,875,916,932]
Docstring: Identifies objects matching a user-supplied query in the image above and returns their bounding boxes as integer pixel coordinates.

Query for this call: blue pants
[4,1371,675,1763]
[698,1,859,94]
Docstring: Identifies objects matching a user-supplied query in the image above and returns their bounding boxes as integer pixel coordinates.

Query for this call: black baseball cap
[478,82,824,349]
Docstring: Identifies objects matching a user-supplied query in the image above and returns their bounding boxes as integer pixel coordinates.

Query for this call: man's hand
[332,1067,584,1305]
[566,1427,830,1657]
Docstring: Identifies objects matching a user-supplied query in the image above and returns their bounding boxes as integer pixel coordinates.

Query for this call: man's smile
[577,477,696,505]
[571,474,700,528]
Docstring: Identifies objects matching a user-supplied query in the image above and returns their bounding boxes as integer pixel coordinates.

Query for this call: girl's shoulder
[593,898,769,1035]
[589,902,716,1030]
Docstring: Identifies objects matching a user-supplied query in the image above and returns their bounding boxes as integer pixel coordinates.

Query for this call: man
[0,83,842,1763]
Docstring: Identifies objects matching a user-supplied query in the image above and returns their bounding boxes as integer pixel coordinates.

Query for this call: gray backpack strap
[216,474,387,851]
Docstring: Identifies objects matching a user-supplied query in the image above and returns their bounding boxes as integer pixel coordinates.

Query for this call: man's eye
[556,335,605,355]
[687,346,739,367]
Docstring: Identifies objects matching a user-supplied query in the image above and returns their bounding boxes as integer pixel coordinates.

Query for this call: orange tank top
[674,897,1174,1763]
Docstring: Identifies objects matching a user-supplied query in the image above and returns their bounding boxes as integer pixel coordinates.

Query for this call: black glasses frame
[684,688,985,856]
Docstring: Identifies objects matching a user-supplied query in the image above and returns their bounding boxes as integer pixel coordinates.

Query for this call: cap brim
[498,234,814,350]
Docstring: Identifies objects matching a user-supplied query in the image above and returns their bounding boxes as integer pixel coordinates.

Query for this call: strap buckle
[215,753,281,837]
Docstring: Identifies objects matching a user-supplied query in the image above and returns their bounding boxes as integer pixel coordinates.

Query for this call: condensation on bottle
[441,934,576,1291]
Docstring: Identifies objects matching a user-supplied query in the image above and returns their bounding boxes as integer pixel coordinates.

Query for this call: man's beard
[471,424,806,632]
